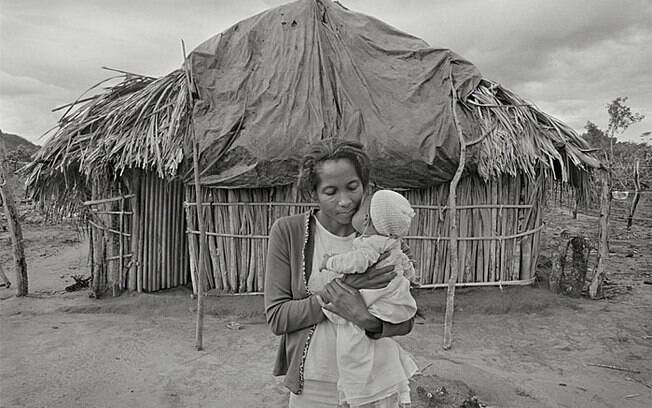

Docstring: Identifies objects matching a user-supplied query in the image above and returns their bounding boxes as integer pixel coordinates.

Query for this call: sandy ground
[1,209,651,408]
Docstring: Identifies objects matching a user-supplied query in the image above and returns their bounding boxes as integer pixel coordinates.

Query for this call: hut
[24,0,601,296]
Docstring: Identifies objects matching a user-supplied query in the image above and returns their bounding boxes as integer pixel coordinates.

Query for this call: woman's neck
[315,211,355,237]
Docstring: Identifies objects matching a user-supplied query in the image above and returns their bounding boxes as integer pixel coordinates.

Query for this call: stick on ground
[588,363,641,374]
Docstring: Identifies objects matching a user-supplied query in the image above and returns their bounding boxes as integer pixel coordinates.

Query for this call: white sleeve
[362,276,418,323]
[325,243,381,274]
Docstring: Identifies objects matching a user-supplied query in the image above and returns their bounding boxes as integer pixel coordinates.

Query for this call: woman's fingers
[366,251,391,274]
[333,278,358,295]
[322,279,354,301]
[367,264,396,285]
[369,264,395,276]
[321,284,337,304]
[316,290,332,305]
[367,255,395,278]
[342,268,395,290]
[321,281,367,322]
[376,250,391,264]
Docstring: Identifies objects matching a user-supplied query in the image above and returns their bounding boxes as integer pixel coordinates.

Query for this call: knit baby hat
[369,190,415,237]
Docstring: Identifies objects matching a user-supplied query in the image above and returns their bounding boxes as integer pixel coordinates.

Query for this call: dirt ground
[1,208,651,408]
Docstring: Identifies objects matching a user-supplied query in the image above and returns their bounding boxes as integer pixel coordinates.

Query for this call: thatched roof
[24,0,601,203]
[23,69,191,203]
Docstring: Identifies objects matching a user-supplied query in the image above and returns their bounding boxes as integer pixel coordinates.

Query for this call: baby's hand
[320,253,331,270]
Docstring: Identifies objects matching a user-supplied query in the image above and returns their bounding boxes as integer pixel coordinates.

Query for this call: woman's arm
[264,220,324,336]
[366,315,415,339]
[320,279,415,339]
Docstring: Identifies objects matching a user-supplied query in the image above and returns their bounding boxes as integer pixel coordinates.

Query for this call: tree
[607,97,645,138]
[606,97,645,160]
[588,97,645,298]
[582,121,610,154]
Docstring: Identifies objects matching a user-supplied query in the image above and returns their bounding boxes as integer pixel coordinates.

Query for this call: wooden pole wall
[112,172,187,293]
[179,174,546,295]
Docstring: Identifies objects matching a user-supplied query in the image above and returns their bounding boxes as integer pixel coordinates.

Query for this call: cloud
[0,0,650,143]
[0,0,284,142]
[338,0,652,141]
[0,70,65,96]
[0,71,76,141]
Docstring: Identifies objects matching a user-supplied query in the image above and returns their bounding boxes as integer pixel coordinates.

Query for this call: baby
[316,189,419,407]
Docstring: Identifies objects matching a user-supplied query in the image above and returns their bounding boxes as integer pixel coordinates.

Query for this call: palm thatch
[23,69,191,206]
[464,79,601,204]
[467,79,601,179]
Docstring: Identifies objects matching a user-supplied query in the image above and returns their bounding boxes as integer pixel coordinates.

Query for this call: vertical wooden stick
[589,170,611,298]
[530,177,544,280]
[256,189,267,291]
[498,178,507,282]
[481,182,491,282]
[489,181,498,282]
[173,182,182,287]
[140,174,147,291]
[243,191,255,292]
[169,181,177,288]
[136,173,144,292]
[180,184,189,286]
[443,71,467,350]
[173,181,182,286]
[128,173,139,291]
[626,160,640,230]
[192,138,209,350]
[156,177,163,291]
[216,192,230,291]
[182,40,209,349]
[202,189,214,290]
[117,196,124,294]
[165,180,172,289]
[0,142,28,296]
[152,177,158,291]
[227,190,239,292]
[206,191,223,291]
[145,175,153,291]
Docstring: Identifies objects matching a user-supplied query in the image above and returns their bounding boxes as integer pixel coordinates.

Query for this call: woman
[264,139,415,407]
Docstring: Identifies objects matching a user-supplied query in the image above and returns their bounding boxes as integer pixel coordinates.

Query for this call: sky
[1,0,650,145]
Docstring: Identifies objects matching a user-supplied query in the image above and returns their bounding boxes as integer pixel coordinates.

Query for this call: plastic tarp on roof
[187,0,481,189]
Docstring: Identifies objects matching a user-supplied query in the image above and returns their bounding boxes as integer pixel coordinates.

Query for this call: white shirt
[303,217,418,406]
[303,215,355,382]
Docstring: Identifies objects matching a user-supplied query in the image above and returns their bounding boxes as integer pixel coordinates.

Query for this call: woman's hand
[341,251,396,290]
[319,279,382,333]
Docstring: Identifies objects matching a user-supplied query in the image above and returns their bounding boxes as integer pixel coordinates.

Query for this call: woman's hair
[297,139,371,196]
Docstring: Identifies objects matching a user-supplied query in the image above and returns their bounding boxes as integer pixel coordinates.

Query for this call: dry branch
[589,171,611,298]
[0,142,28,296]
[588,363,640,374]
[443,70,467,350]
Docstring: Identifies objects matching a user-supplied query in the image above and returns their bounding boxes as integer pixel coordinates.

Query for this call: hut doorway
[86,170,189,296]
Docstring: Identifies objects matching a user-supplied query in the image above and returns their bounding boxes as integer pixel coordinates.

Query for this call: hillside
[0,130,40,161]
[1,129,39,151]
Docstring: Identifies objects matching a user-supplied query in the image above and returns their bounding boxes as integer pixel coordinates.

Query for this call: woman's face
[314,158,364,234]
